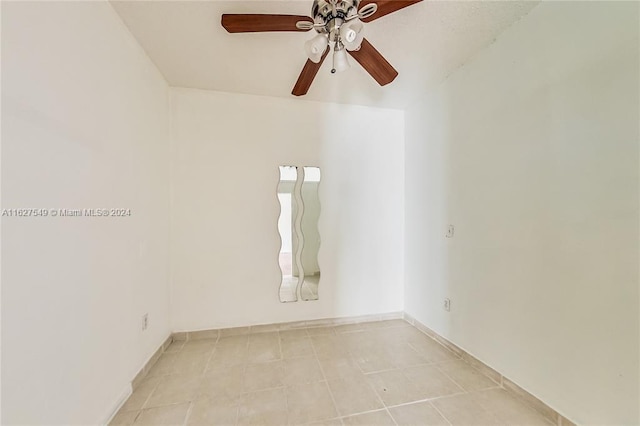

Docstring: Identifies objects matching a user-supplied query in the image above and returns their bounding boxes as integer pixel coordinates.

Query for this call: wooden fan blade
[221,14,313,33]
[359,0,423,22]
[292,48,330,96]
[348,38,398,86]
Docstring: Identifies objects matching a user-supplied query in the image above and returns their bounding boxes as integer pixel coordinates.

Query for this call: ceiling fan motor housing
[312,0,360,36]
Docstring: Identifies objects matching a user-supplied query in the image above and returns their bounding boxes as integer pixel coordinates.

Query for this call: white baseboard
[101,383,132,426]
[102,334,172,425]
[403,312,577,426]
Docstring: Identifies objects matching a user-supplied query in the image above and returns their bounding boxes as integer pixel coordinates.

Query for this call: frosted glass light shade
[332,48,350,73]
[340,19,364,51]
[304,34,329,63]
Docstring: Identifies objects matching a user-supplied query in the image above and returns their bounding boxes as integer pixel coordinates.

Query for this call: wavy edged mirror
[300,167,321,301]
[277,165,321,302]
[277,166,300,302]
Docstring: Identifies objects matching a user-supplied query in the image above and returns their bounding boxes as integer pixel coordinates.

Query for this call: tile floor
[111,319,553,426]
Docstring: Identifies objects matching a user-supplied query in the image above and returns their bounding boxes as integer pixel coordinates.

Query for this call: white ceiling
[111,1,538,109]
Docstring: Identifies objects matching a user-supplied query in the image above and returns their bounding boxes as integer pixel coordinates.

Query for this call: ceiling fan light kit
[332,45,350,73]
[340,19,365,50]
[302,0,370,66]
[304,34,329,63]
[221,0,423,96]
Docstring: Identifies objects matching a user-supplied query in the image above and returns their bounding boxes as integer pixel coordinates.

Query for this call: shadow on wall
[317,101,405,318]
[404,3,640,423]
[406,89,454,338]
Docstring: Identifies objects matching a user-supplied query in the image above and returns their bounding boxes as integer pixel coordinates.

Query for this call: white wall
[404,2,639,425]
[1,2,171,424]
[170,88,404,331]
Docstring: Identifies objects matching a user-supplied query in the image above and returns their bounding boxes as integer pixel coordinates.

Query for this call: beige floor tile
[145,374,201,408]
[306,419,343,426]
[309,334,348,356]
[431,393,501,426]
[286,381,338,424]
[472,389,552,425]
[252,323,281,334]
[388,401,449,425]
[220,326,251,337]
[173,333,188,341]
[346,321,408,335]
[279,328,310,340]
[281,356,324,385]
[381,326,427,344]
[190,330,220,341]
[247,333,281,363]
[173,351,210,376]
[366,369,430,406]
[408,338,459,363]
[334,323,368,333]
[134,402,190,425]
[389,343,429,369]
[209,344,248,370]
[237,388,288,425]
[109,409,140,425]
[146,353,179,378]
[494,405,552,425]
[247,341,281,363]
[120,376,162,413]
[216,335,249,351]
[342,409,396,425]
[436,360,499,392]
[317,356,364,380]
[353,331,395,350]
[327,376,384,416]
[200,365,244,403]
[242,361,284,392]
[379,323,410,338]
[181,339,216,354]
[280,336,315,359]
[344,330,377,345]
[403,364,464,398]
[364,319,410,329]
[248,332,279,344]
[110,322,559,426]
[306,326,337,336]
[471,387,522,410]
[163,341,185,354]
[187,395,238,425]
[339,334,371,354]
[503,378,558,423]
[352,348,396,374]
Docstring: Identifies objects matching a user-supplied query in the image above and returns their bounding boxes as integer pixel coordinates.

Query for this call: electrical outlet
[444,298,451,312]
[142,313,149,331]
[446,225,455,238]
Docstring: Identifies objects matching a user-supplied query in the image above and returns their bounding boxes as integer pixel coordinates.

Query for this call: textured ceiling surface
[111,1,538,109]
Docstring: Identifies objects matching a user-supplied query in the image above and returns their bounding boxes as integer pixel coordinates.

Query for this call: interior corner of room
[1,1,638,425]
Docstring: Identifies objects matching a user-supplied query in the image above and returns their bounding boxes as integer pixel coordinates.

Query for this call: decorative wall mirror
[300,167,321,301]
[278,166,299,302]
[277,165,321,302]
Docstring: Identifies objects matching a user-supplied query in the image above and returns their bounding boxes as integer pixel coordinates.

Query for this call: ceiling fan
[221,0,423,96]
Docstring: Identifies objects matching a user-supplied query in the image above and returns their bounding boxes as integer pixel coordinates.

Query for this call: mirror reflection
[300,167,321,300]
[278,166,299,302]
